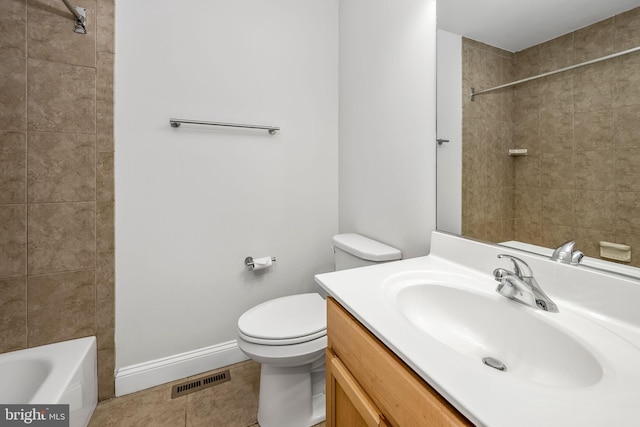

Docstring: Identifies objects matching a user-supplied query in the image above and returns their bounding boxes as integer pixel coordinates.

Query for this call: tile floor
[88,360,326,427]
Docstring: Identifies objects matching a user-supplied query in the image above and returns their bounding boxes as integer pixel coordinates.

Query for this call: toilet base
[256,363,326,427]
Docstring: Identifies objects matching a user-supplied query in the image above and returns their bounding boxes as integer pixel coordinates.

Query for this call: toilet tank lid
[333,233,402,262]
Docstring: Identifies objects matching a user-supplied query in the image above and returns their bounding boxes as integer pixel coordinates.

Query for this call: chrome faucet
[493,254,558,313]
[550,241,584,265]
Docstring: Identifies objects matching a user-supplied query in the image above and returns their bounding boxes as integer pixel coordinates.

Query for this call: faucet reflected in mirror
[550,240,584,265]
[438,5,640,274]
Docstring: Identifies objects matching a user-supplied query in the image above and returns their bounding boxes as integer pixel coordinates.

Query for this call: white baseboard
[115,340,249,397]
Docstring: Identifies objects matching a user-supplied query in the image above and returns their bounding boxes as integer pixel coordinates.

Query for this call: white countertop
[315,232,640,427]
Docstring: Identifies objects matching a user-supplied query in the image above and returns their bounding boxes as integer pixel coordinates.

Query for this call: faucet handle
[497,254,533,278]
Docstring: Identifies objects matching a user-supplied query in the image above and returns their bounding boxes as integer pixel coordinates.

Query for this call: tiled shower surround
[462,6,640,267]
[0,0,115,399]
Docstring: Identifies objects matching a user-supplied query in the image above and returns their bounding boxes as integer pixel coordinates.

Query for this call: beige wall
[512,7,640,265]
[461,38,515,242]
[0,0,115,399]
[462,7,640,267]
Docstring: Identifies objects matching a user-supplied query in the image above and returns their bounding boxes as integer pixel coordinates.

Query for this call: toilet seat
[238,293,326,346]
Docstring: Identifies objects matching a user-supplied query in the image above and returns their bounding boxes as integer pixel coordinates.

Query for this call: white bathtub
[0,337,97,427]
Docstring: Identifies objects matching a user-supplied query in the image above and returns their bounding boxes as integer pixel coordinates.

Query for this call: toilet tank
[333,233,402,271]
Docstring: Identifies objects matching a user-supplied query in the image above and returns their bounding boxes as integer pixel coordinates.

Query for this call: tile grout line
[24,0,29,349]
[94,4,99,352]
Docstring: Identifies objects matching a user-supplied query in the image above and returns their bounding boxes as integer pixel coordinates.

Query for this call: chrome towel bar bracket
[170,118,280,135]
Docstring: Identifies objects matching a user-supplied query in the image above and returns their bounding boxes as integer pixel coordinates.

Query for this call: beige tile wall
[0,0,115,399]
[461,38,516,242]
[511,7,640,266]
[462,7,640,267]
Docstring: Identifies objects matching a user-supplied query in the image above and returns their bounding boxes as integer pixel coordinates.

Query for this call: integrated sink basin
[390,281,603,388]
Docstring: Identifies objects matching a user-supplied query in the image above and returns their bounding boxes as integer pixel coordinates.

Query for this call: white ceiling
[437,0,640,52]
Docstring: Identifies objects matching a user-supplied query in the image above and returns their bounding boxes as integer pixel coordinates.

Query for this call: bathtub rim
[0,336,97,406]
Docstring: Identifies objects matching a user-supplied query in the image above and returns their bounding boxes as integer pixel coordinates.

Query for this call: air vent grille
[171,369,231,398]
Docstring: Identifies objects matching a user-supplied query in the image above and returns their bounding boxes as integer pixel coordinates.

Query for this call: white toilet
[237,233,402,427]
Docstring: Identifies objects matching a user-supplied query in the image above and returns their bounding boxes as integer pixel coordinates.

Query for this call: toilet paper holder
[245,256,276,269]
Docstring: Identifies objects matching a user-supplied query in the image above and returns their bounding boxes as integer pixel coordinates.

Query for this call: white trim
[115,340,249,396]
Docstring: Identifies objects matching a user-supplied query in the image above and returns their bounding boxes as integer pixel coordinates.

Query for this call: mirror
[436,0,640,278]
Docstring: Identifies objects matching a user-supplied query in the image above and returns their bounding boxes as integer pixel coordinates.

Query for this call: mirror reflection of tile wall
[462,6,640,267]
[461,39,516,244]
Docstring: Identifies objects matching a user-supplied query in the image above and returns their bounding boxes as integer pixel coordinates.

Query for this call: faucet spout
[495,274,538,308]
[493,254,559,313]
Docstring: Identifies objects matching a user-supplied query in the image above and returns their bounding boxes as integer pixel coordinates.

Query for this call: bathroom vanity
[316,231,640,427]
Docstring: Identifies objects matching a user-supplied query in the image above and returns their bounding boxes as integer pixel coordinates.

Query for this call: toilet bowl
[237,293,327,427]
[237,234,402,427]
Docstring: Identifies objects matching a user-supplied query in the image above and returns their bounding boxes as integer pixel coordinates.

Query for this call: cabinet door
[326,349,389,427]
[327,298,472,427]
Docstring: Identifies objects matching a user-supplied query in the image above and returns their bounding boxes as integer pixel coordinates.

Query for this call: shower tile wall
[0,0,115,399]
[511,7,640,266]
[462,6,640,267]
[461,38,516,242]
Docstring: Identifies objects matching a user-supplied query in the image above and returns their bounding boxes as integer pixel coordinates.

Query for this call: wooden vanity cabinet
[326,297,473,427]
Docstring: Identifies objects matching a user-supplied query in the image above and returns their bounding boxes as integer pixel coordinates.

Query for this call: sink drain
[482,357,507,372]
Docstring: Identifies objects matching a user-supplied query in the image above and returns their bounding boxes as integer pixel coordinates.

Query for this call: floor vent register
[171,370,231,398]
